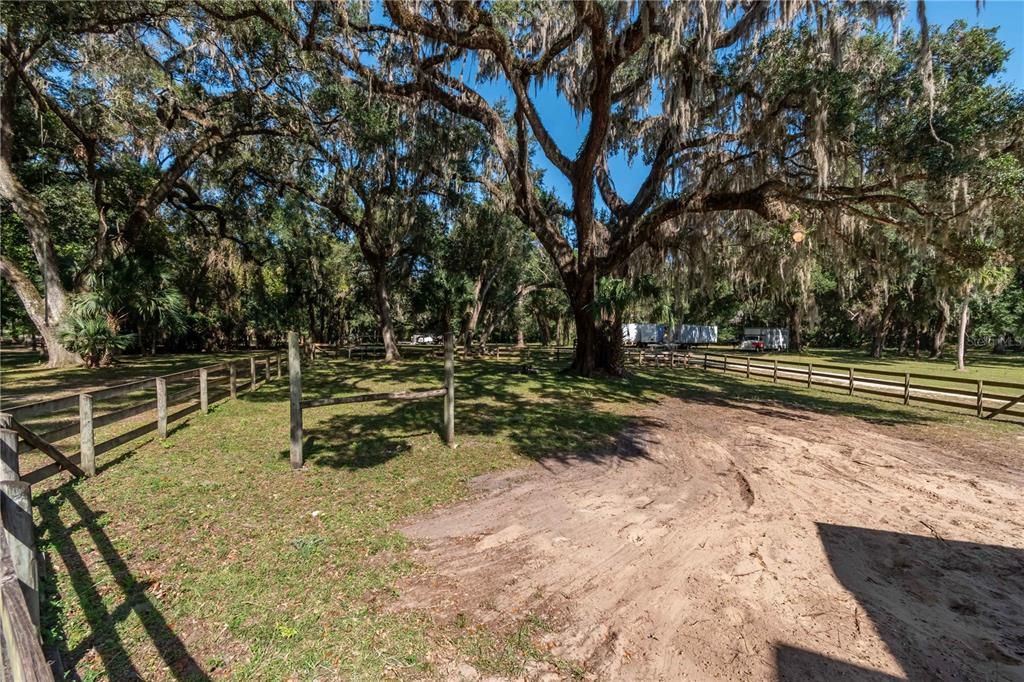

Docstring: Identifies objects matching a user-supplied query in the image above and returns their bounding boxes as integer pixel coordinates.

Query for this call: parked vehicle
[622,323,639,345]
[737,335,766,352]
[674,324,718,347]
[622,323,666,346]
[412,334,436,344]
[742,327,789,351]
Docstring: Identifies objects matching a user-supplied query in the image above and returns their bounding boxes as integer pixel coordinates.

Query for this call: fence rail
[310,342,1022,422]
[294,333,456,467]
[1,352,285,486]
[683,351,1023,421]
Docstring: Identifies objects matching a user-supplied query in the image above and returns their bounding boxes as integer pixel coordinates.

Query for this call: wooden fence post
[79,394,95,476]
[848,367,855,396]
[288,332,303,469]
[265,356,271,382]
[250,356,257,392]
[0,420,18,481]
[745,356,750,379]
[703,354,707,370]
[976,380,984,418]
[1,479,40,631]
[671,351,676,368]
[277,352,282,379]
[199,368,209,415]
[807,363,813,388]
[156,378,168,438]
[229,364,237,399]
[903,372,911,405]
[443,333,455,448]
[772,359,778,383]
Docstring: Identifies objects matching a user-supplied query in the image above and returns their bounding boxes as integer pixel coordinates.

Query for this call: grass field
[2,348,1021,679]
[756,347,1023,384]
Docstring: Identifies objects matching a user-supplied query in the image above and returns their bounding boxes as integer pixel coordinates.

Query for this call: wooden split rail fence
[312,342,576,363]
[291,332,456,468]
[682,351,1024,422]
[0,352,285,678]
[310,342,1021,421]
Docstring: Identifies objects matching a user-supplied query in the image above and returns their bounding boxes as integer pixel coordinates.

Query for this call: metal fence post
[79,394,95,476]
[289,332,303,469]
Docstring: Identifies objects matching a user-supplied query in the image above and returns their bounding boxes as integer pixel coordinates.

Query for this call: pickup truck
[737,335,766,352]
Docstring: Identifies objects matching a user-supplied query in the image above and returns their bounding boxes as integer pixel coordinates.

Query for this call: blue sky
[456,0,1024,206]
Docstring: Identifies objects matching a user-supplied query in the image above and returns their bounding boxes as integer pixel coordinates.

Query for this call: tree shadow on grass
[36,486,210,682]
[776,524,1024,679]
[249,355,957,474]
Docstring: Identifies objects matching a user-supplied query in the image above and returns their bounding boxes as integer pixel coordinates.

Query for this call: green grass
[8,349,1022,680]
[752,347,1023,385]
[1,348,279,404]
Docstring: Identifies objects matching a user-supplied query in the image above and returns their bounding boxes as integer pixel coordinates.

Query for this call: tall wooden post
[848,367,855,396]
[250,356,257,392]
[772,359,778,383]
[1,479,39,630]
[903,372,911,405]
[156,378,168,438]
[229,364,237,399]
[199,368,209,415]
[265,357,271,382]
[288,332,303,469]
[0,419,18,482]
[277,352,283,379]
[976,380,984,418]
[79,394,95,476]
[745,356,750,379]
[806,363,813,388]
[444,333,455,448]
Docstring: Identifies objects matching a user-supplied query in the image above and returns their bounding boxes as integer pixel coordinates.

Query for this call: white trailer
[674,324,718,347]
[636,323,665,346]
[622,323,640,345]
[742,327,789,351]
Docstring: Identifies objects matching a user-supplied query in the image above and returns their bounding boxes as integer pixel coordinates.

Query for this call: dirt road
[397,398,1024,680]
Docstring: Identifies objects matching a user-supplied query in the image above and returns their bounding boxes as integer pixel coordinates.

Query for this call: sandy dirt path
[396,398,1024,681]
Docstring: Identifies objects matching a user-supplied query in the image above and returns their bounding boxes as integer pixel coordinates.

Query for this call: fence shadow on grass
[36,486,210,682]
[776,523,1024,680]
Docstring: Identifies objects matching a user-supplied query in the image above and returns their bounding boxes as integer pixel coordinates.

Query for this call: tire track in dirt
[393,398,1024,680]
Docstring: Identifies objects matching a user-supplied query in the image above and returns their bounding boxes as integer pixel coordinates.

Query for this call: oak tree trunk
[788,304,804,353]
[956,295,970,371]
[930,301,949,359]
[372,262,400,361]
